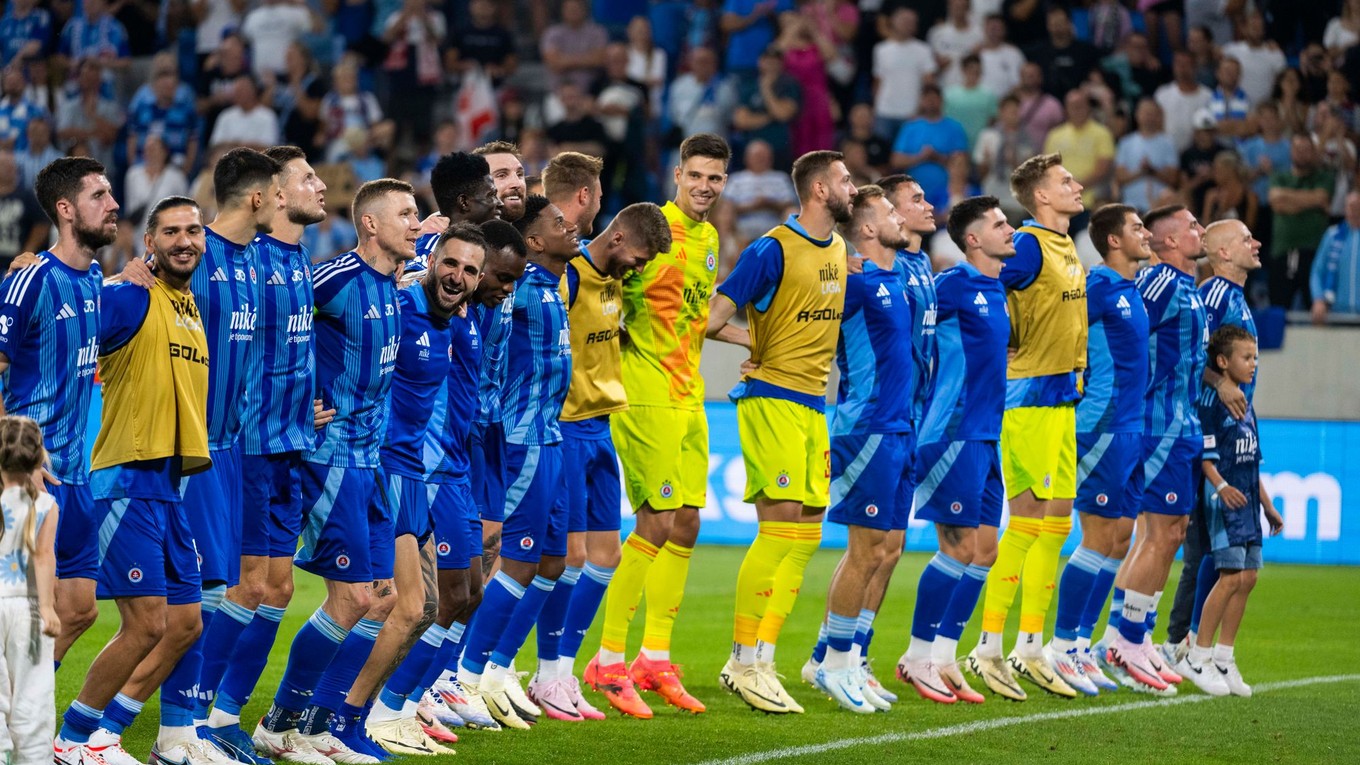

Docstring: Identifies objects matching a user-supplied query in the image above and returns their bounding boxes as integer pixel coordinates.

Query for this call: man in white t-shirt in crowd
[874,7,937,141]
[1115,98,1180,212]
[1155,51,1213,153]
[1220,10,1286,107]
[978,13,1025,99]
[929,0,984,88]
[209,75,280,151]
[715,139,797,273]
[241,0,319,78]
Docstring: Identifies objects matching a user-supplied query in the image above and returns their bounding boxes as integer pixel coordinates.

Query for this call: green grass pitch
[57,548,1360,764]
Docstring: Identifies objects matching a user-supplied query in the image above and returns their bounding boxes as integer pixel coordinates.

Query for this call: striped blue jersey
[240,235,315,456]
[501,261,572,445]
[1138,263,1209,439]
[918,262,1010,444]
[309,252,402,468]
[439,310,482,481]
[382,283,453,480]
[403,231,440,277]
[0,253,101,483]
[471,297,513,427]
[194,227,260,450]
[1199,275,1257,402]
[1198,385,1262,546]
[899,248,938,425]
[1077,266,1149,434]
[831,260,913,435]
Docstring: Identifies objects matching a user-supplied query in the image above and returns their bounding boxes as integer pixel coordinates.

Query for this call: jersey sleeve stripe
[3,263,43,305]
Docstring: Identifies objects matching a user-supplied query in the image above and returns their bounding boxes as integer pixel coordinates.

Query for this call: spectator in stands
[115,0,164,94]
[1299,43,1332,102]
[591,44,648,202]
[197,33,249,141]
[322,58,395,161]
[542,0,609,91]
[448,0,518,83]
[717,138,797,272]
[56,59,124,169]
[58,0,130,75]
[1013,61,1064,150]
[978,13,1023,99]
[15,114,60,188]
[1000,0,1048,48]
[667,46,736,144]
[1044,89,1115,221]
[721,0,793,75]
[1116,98,1180,213]
[840,103,891,179]
[1316,70,1360,136]
[1181,109,1225,205]
[1107,32,1167,104]
[1156,51,1214,154]
[1,0,52,68]
[1140,0,1182,61]
[1222,10,1286,107]
[332,126,386,183]
[380,0,445,148]
[799,0,859,115]
[682,0,724,60]
[1269,135,1336,309]
[546,81,608,158]
[1311,190,1360,322]
[0,66,46,152]
[1027,6,1099,100]
[1201,151,1259,230]
[1239,101,1291,244]
[193,0,248,72]
[1088,0,1133,53]
[1185,0,1232,52]
[929,0,984,88]
[944,54,996,149]
[974,94,1035,220]
[271,42,326,162]
[125,60,199,170]
[210,75,281,150]
[1272,68,1312,137]
[0,150,47,272]
[625,16,667,120]
[1324,0,1360,59]
[413,120,456,211]
[124,134,190,232]
[1186,24,1219,88]
[1312,102,1357,218]
[241,0,319,78]
[775,12,836,159]
[1209,57,1252,140]
[872,7,937,142]
[891,84,968,215]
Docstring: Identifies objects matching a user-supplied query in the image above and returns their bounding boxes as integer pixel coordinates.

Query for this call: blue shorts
[296,463,397,583]
[1075,431,1143,520]
[502,442,568,563]
[96,497,201,605]
[562,431,623,534]
[470,421,507,524]
[828,432,917,531]
[1140,436,1201,516]
[240,452,306,558]
[431,480,477,570]
[53,482,97,580]
[181,444,243,586]
[389,472,435,545]
[1212,543,1263,571]
[912,440,1005,529]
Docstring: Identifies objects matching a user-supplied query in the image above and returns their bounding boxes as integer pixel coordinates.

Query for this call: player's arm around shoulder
[999,229,1042,291]
[707,235,783,348]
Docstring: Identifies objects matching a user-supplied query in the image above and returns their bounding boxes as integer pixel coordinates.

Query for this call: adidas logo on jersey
[1117,294,1133,318]
[541,288,558,303]
[1117,295,1130,309]
[209,267,228,282]
[416,332,430,347]
[364,304,382,320]
[55,303,77,320]
[974,292,990,314]
[908,275,920,286]
[876,283,892,298]
[267,271,287,286]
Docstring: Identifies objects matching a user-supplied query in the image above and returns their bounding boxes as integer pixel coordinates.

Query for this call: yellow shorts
[736,397,830,507]
[1001,405,1077,500]
[612,405,708,511]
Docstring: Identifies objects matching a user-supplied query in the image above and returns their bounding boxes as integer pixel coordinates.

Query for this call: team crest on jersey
[706,251,717,271]
[1043,474,1052,489]
[949,501,963,514]
[249,266,258,282]
[865,504,879,517]
[0,315,11,336]
[128,567,144,583]
[776,471,791,489]
[336,554,351,570]
[520,536,535,551]
[1096,493,1109,506]
[659,481,674,499]
[437,541,451,557]
[1165,492,1178,504]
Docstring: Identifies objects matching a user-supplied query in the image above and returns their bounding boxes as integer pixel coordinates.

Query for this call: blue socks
[1054,546,1104,642]
[97,693,142,735]
[825,612,857,655]
[911,553,965,642]
[384,624,446,703]
[268,609,351,722]
[536,566,579,661]
[853,610,875,656]
[1105,587,1125,640]
[560,562,612,660]
[1080,554,1121,640]
[490,575,555,668]
[460,572,526,676]
[214,603,283,717]
[810,621,829,663]
[411,626,461,700]
[300,617,384,734]
[937,564,989,642]
[60,701,103,743]
[1190,554,1216,636]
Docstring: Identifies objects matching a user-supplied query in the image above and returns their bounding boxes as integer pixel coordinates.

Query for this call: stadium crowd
[0,0,1353,764]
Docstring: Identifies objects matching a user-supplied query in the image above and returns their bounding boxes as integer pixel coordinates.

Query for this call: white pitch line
[695,674,1360,765]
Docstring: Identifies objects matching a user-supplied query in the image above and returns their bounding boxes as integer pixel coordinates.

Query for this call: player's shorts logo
[776,471,791,489]
[336,554,351,570]
[436,541,451,557]
[1043,474,1052,489]
[949,501,963,514]
[1165,492,1178,504]
[127,567,143,583]
[520,536,534,551]
[659,481,674,499]
[865,504,878,517]
[706,251,717,271]
[1096,493,1109,506]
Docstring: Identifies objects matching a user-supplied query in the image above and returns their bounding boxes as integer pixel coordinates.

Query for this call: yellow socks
[1019,513,1073,634]
[756,523,822,647]
[600,533,659,655]
[733,521,799,649]
[641,541,693,654]
[981,516,1043,633]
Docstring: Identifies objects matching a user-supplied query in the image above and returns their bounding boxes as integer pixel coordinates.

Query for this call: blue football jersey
[831,260,914,435]
[1077,266,1149,435]
[471,297,513,427]
[1199,385,1262,546]
[501,261,572,445]
[438,310,482,481]
[382,283,453,480]
[1138,263,1209,439]
[899,248,938,426]
[240,235,315,456]
[402,231,440,278]
[194,227,260,450]
[0,253,101,483]
[1199,275,1257,402]
[918,262,1010,444]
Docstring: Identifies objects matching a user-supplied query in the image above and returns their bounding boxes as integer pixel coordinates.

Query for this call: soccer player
[908,196,1015,705]
[530,202,670,720]
[1104,204,1209,692]
[253,180,415,761]
[201,146,328,760]
[1047,204,1152,697]
[586,133,730,718]
[476,141,528,222]
[543,151,603,236]
[0,157,114,669]
[1163,218,1262,669]
[54,196,213,765]
[707,150,857,714]
[90,148,283,764]
[797,184,912,714]
[454,195,576,730]
[970,152,1087,699]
